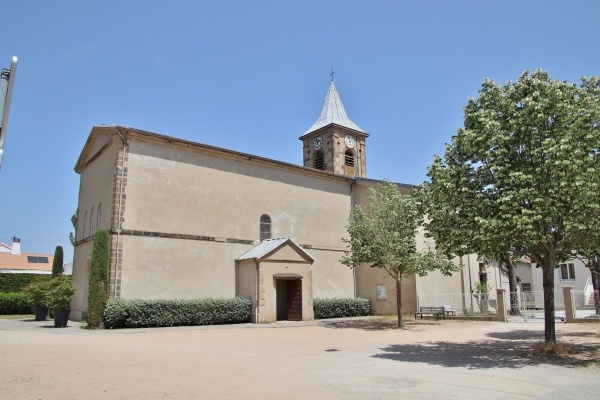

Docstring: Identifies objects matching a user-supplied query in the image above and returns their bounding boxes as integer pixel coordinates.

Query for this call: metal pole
[467,254,473,313]
[0,56,18,172]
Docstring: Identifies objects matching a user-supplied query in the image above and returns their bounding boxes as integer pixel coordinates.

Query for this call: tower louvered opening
[344,150,354,167]
[315,151,324,170]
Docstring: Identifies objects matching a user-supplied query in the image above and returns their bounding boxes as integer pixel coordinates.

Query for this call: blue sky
[1,1,599,263]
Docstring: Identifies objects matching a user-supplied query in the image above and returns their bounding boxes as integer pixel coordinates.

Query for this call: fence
[417,293,498,316]
[518,289,592,309]
[418,289,598,319]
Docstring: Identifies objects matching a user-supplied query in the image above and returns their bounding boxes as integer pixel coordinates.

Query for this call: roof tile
[0,253,54,272]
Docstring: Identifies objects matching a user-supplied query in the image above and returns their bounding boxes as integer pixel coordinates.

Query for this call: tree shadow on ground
[373,329,599,370]
[322,318,440,332]
[373,339,536,369]
[487,329,598,340]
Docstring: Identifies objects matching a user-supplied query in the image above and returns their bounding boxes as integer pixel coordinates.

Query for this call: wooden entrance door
[286,279,302,321]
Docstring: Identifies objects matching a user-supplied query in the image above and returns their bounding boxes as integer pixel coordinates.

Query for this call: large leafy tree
[342,180,457,328]
[424,70,600,343]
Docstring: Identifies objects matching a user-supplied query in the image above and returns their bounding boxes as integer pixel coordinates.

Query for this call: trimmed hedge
[0,274,52,293]
[103,297,252,329]
[0,292,33,314]
[313,297,371,319]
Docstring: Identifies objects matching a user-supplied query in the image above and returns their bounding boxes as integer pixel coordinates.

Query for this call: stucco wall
[125,140,351,245]
[119,236,251,299]
[236,260,258,321]
[309,248,353,298]
[113,137,354,302]
[71,137,119,321]
[355,264,418,315]
[525,258,591,293]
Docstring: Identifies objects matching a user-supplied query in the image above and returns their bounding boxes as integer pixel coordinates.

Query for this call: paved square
[1,317,599,399]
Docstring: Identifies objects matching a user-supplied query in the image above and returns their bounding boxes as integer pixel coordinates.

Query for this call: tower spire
[299,77,369,178]
[302,80,364,136]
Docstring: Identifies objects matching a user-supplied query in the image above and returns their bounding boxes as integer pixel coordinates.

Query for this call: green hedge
[87,230,110,329]
[103,297,252,329]
[0,292,33,314]
[0,274,52,293]
[313,297,371,319]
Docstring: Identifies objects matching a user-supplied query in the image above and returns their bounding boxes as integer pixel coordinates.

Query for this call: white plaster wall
[71,138,119,321]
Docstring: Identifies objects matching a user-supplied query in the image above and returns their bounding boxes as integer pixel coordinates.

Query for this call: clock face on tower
[313,136,323,150]
[344,135,355,149]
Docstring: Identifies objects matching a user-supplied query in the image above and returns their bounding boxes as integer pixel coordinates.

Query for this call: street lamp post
[0,56,18,172]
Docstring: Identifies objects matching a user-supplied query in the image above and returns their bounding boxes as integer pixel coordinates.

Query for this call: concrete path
[1,317,598,399]
[540,378,600,400]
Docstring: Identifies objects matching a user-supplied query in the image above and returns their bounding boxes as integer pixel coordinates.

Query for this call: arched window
[83,211,88,238]
[314,151,324,170]
[89,207,95,237]
[344,150,355,167]
[97,203,102,231]
[260,214,271,241]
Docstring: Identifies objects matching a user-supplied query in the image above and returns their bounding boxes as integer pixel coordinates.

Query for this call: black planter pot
[53,309,70,328]
[34,306,48,321]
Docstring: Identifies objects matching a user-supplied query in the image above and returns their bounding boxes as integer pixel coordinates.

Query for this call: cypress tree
[52,246,64,277]
[87,230,110,329]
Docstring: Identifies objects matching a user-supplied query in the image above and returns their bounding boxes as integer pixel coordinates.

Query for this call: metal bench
[415,306,445,320]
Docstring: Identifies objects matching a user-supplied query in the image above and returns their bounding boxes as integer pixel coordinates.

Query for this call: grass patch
[530,341,573,358]
[0,314,33,320]
[324,315,441,331]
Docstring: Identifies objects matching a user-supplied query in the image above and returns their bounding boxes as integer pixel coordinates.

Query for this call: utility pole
[0,56,18,172]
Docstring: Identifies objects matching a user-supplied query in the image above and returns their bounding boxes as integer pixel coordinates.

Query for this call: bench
[415,306,445,320]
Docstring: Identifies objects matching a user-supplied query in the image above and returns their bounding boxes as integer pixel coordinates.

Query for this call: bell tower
[299,78,368,177]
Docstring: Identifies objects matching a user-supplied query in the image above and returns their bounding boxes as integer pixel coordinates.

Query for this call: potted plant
[23,279,51,321]
[46,275,77,328]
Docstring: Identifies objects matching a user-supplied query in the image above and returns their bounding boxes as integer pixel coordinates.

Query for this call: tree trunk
[542,263,556,344]
[396,277,404,328]
[501,254,520,315]
[592,270,600,316]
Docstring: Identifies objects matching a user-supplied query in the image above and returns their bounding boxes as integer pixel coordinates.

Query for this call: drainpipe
[113,127,128,298]
[350,178,356,298]
[255,261,260,324]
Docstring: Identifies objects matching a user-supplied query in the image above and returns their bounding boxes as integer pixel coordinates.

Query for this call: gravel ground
[1,316,599,399]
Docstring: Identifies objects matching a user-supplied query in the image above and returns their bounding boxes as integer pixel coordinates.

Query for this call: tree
[51,246,63,277]
[87,230,110,329]
[69,208,78,246]
[341,180,458,328]
[499,253,520,316]
[424,70,600,343]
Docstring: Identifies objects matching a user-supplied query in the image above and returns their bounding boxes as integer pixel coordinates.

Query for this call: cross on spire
[329,67,335,82]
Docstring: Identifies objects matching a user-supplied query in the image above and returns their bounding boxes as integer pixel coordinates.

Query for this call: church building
[70,80,465,322]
